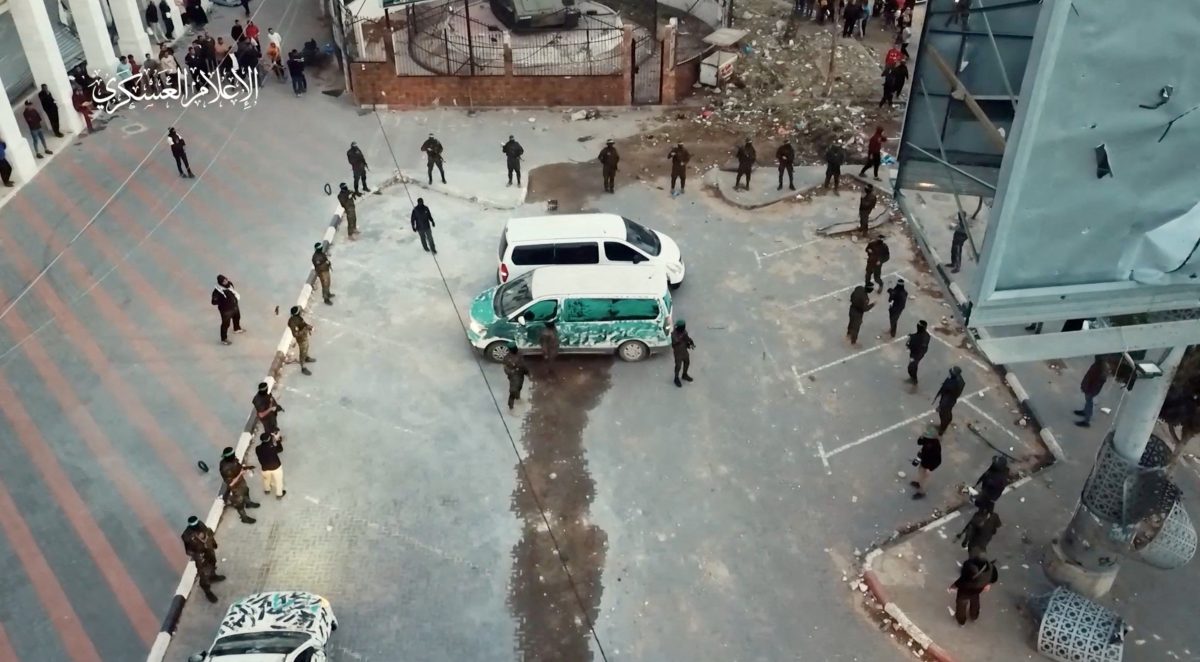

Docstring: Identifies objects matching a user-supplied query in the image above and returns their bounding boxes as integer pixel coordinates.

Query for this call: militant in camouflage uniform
[287,305,315,375]
[667,143,690,195]
[847,285,874,345]
[502,135,524,187]
[421,133,446,184]
[734,139,756,191]
[337,183,361,239]
[219,446,260,523]
[312,242,334,305]
[182,516,225,602]
[503,347,529,410]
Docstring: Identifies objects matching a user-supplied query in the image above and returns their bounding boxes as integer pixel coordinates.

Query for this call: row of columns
[0,0,196,184]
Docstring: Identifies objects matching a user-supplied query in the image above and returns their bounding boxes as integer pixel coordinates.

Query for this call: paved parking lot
[169,111,1045,661]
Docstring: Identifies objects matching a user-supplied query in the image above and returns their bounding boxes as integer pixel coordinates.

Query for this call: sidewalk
[867,448,1200,662]
[863,183,1200,662]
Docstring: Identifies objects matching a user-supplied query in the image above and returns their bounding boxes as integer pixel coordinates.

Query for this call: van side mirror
[188,653,208,662]
[516,315,528,325]
[632,254,646,264]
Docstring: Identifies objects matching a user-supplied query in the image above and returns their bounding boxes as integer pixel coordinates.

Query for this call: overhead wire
[368,108,611,662]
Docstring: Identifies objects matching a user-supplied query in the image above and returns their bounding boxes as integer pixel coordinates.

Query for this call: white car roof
[504,213,627,243]
[529,264,667,299]
[217,591,332,640]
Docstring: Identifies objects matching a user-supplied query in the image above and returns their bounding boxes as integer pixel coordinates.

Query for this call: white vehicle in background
[497,213,686,289]
[188,591,338,662]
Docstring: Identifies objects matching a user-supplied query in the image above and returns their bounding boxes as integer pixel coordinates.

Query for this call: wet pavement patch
[508,357,611,661]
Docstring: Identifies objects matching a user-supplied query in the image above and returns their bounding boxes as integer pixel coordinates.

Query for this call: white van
[497,213,685,289]
[467,264,674,362]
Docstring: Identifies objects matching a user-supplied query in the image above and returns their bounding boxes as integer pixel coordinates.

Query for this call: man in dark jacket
[906,320,930,383]
[886,278,907,338]
[167,127,193,177]
[734,138,756,191]
[254,432,285,498]
[956,503,1002,557]
[824,141,846,192]
[181,516,224,602]
[935,366,966,434]
[859,185,878,235]
[975,456,1009,507]
[859,126,885,179]
[949,556,998,625]
[1075,355,1109,427]
[671,319,695,387]
[667,142,690,195]
[598,139,619,193]
[776,139,796,191]
[950,213,969,272]
[287,51,306,95]
[347,141,369,193]
[864,235,889,292]
[910,424,941,499]
[38,85,63,137]
[421,133,446,184]
[503,346,529,409]
[502,135,524,187]
[0,141,13,187]
[847,285,873,345]
[411,197,436,254]
[211,274,243,345]
[22,101,51,159]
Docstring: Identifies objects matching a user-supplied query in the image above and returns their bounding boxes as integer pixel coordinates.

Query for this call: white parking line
[793,336,907,381]
[822,387,993,461]
[785,271,905,310]
[928,333,990,372]
[758,237,823,260]
[962,398,1022,442]
[791,365,807,395]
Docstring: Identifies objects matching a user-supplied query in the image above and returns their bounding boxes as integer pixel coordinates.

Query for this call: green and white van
[467,264,674,362]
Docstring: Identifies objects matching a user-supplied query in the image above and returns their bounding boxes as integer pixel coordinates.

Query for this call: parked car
[498,212,685,289]
[188,591,338,662]
[489,0,580,30]
[468,264,673,362]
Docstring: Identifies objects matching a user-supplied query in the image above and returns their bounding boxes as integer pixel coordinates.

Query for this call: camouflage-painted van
[467,264,673,362]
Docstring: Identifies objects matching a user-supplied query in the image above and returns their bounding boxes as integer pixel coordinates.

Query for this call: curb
[859,473,1036,662]
[145,171,406,661]
[892,191,1064,463]
[862,547,960,662]
[144,204,347,662]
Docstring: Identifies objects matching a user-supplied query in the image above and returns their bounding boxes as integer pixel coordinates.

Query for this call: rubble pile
[687,0,886,158]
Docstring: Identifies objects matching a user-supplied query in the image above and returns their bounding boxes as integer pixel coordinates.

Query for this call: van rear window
[561,298,659,322]
[552,243,599,265]
[511,245,555,265]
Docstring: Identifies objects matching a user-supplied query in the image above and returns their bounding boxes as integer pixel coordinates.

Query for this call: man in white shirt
[268,27,283,52]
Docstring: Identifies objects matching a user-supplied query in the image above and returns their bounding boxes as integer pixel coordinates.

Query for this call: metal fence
[393,0,639,77]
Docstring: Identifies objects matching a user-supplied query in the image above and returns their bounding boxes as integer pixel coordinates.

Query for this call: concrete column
[108,0,152,61]
[1112,346,1185,461]
[10,0,85,135]
[0,72,39,183]
[67,0,118,77]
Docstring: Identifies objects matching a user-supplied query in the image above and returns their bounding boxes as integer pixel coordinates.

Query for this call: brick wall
[351,64,628,107]
[352,22,700,108]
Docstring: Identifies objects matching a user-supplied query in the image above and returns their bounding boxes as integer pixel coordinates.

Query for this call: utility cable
[369,109,611,662]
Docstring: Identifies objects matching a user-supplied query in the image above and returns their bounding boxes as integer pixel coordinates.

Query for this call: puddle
[508,357,611,661]
[527,163,596,213]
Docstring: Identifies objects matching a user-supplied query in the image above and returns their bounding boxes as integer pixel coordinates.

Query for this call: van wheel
[617,340,649,362]
[485,341,511,363]
[668,281,682,291]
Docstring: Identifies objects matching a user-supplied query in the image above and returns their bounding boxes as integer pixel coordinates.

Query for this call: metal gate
[631,35,663,105]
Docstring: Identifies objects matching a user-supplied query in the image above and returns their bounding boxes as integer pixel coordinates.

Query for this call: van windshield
[495,271,534,317]
[623,217,661,256]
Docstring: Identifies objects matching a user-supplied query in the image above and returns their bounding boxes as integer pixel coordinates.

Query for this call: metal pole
[1046,345,1189,599]
[463,0,476,75]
